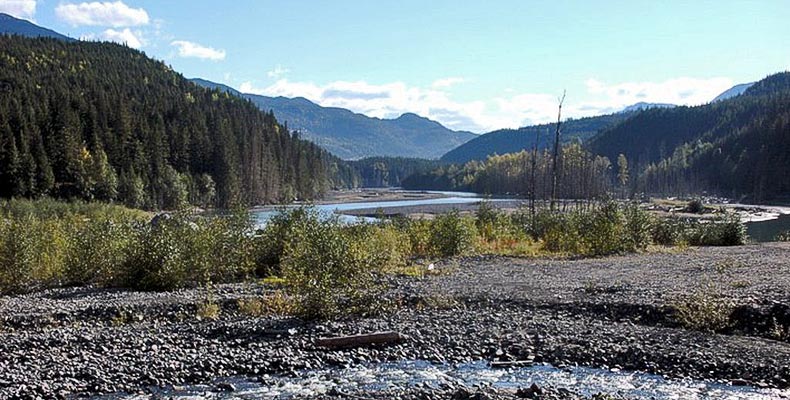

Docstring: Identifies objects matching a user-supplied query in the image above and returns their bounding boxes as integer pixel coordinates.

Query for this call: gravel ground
[1,244,789,399]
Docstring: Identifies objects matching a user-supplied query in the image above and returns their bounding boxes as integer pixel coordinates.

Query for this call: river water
[251,191,486,226]
[140,360,789,399]
[251,191,790,242]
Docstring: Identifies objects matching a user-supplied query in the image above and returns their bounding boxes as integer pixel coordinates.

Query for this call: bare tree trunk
[550,90,566,210]
[529,128,541,222]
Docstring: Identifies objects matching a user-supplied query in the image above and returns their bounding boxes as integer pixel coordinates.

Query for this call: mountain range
[0,13,74,41]
[190,79,475,160]
[439,83,758,164]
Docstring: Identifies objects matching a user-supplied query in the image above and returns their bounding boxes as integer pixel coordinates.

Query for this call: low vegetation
[0,198,749,320]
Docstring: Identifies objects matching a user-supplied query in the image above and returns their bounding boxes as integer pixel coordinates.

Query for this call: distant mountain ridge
[190,78,476,160]
[440,112,632,164]
[712,82,754,102]
[0,13,74,41]
[619,102,676,113]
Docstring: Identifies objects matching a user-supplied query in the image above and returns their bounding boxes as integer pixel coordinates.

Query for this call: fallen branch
[316,331,407,349]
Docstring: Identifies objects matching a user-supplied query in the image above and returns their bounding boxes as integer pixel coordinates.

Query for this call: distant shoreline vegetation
[1,198,746,319]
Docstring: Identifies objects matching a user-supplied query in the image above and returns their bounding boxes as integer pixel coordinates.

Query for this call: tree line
[0,36,359,209]
[402,143,615,199]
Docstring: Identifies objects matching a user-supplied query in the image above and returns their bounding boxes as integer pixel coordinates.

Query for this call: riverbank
[1,244,788,398]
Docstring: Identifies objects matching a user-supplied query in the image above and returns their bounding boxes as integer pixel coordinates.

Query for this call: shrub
[776,230,790,242]
[122,211,257,291]
[255,207,320,276]
[281,216,382,320]
[429,211,477,257]
[539,210,584,254]
[672,282,733,332]
[686,213,747,246]
[196,300,220,320]
[364,224,411,271]
[66,219,133,286]
[402,218,433,257]
[0,216,70,293]
[652,216,685,245]
[621,203,654,252]
[685,198,705,214]
[578,202,625,256]
[237,290,294,317]
[121,219,188,291]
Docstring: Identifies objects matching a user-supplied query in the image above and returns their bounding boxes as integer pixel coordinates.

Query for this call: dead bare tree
[550,90,566,210]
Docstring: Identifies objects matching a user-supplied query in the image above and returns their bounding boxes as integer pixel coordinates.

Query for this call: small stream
[135,361,789,399]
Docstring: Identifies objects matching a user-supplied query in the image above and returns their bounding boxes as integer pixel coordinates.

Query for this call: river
[144,360,789,399]
[251,191,790,242]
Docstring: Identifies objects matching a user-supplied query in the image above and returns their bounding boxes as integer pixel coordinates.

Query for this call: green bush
[122,211,256,291]
[685,198,705,214]
[540,211,584,254]
[578,202,625,256]
[429,210,477,257]
[0,216,70,293]
[652,216,685,245]
[364,224,411,271]
[255,207,320,276]
[402,218,433,257]
[281,216,382,320]
[621,203,654,252]
[672,282,733,332]
[66,219,134,286]
[686,213,747,246]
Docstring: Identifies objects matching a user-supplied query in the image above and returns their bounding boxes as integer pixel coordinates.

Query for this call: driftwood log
[315,331,407,349]
[490,360,535,369]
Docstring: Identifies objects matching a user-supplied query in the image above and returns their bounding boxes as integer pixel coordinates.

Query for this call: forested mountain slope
[0,37,358,209]
[191,78,476,160]
[588,72,790,171]
[638,87,790,201]
[440,112,630,164]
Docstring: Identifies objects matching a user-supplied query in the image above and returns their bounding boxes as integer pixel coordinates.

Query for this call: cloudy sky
[2,0,788,133]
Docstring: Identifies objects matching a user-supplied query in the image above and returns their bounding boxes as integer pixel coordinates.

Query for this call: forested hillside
[441,112,629,164]
[638,89,790,201]
[0,37,358,209]
[589,72,790,201]
[588,73,790,171]
[349,157,446,187]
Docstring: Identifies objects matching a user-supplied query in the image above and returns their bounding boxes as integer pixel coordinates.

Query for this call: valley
[1,5,789,400]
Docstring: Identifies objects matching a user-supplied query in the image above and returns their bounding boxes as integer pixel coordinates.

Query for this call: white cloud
[0,0,36,20]
[83,28,144,48]
[55,1,149,27]
[236,76,735,133]
[583,77,733,110]
[431,77,465,89]
[170,40,226,61]
[267,65,290,79]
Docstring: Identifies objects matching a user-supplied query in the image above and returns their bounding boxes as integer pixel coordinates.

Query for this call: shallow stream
[136,361,789,399]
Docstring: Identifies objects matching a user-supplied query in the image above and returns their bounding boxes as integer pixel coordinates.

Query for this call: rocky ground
[1,244,789,399]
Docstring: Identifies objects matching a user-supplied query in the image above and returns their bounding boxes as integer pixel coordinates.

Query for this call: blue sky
[2,0,788,132]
